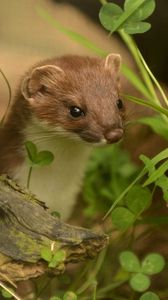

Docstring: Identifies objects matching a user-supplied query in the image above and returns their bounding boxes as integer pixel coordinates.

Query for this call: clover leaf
[140,292,160,300]
[141,253,165,275]
[111,207,135,230]
[130,273,151,292]
[99,0,156,34]
[119,251,141,272]
[25,141,54,167]
[63,291,77,300]
[49,250,66,268]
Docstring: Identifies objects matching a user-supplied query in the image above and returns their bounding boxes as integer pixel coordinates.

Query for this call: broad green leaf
[34,151,54,166]
[143,159,168,186]
[130,273,151,292]
[156,175,168,201]
[119,251,141,272]
[124,21,151,34]
[99,0,154,34]
[111,207,135,230]
[49,250,66,268]
[25,141,37,163]
[99,3,123,31]
[63,291,77,300]
[139,115,168,140]
[125,185,151,215]
[124,0,155,21]
[140,292,160,300]
[1,289,13,299]
[40,247,52,262]
[141,253,165,275]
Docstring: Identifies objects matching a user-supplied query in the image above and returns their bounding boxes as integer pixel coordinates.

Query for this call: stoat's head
[21,54,125,145]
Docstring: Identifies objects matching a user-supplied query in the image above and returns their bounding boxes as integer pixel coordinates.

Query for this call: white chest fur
[14,121,92,220]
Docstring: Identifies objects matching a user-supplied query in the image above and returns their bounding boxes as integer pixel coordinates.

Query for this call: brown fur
[0,55,125,175]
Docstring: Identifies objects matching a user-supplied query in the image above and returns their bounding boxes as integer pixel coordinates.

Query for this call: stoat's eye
[69,106,85,118]
[116,99,123,110]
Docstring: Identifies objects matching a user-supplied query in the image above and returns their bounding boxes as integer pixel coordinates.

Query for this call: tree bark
[0,175,108,282]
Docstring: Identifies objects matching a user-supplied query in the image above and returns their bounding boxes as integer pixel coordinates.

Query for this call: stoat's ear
[21,65,64,101]
[104,53,121,79]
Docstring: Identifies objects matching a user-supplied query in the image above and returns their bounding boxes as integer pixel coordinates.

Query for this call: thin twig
[27,166,33,189]
[0,281,22,300]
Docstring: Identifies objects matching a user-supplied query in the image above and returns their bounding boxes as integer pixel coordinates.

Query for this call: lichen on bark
[0,175,108,282]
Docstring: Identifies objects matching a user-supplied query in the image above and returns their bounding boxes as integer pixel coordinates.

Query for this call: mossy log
[0,175,108,282]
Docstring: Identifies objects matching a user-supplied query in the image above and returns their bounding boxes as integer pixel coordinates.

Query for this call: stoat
[0,54,125,220]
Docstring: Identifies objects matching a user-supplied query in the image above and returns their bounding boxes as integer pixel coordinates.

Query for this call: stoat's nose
[104,128,123,144]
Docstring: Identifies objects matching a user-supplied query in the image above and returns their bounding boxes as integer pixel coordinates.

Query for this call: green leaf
[141,253,165,275]
[40,247,52,262]
[140,291,160,300]
[123,94,168,117]
[124,0,155,21]
[99,0,155,35]
[50,297,62,300]
[34,150,54,166]
[1,289,13,298]
[84,144,139,217]
[119,251,141,272]
[111,207,135,230]
[140,149,168,172]
[140,155,155,176]
[63,291,77,300]
[25,141,37,163]
[130,273,151,292]
[156,175,168,201]
[151,148,168,165]
[99,3,123,31]
[139,115,168,140]
[143,159,168,186]
[49,250,66,268]
[125,185,151,215]
[51,211,61,219]
[124,21,151,34]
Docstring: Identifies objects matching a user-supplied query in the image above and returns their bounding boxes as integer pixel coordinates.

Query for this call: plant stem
[97,280,128,295]
[92,281,97,300]
[0,281,22,300]
[119,30,158,104]
[138,50,168,107]
[76,249,107,295]
[27,166,33,189]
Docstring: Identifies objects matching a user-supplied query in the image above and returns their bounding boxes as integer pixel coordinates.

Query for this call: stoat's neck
[13,118,93,220]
